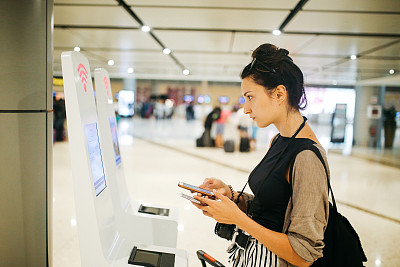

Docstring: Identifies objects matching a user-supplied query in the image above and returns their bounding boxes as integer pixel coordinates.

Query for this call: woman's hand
[193,190,245,225]
[199,178,232,199]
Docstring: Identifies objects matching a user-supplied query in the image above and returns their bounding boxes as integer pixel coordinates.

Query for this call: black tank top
[248,135,316,232]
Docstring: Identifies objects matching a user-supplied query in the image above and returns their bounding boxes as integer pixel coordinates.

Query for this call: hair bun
[251,44,281,66]
[251,44,293,66]
[251,44,277,59]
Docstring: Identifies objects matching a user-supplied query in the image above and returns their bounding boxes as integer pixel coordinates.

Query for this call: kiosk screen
[84,122,107,196]
[109,116,121,165]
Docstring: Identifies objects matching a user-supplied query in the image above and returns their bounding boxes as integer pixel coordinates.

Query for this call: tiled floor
[52,117,400,267]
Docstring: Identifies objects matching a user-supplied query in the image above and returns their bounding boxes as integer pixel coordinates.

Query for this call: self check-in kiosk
[61,51,187,267]
[93,68,179,248]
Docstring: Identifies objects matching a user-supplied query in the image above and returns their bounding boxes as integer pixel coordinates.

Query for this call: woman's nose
[243,101,251,114]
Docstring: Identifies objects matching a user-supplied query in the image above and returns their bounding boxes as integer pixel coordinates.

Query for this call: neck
[275,110,304,137]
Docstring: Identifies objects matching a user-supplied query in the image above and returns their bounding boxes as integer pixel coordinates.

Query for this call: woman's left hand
[193,190,245,225]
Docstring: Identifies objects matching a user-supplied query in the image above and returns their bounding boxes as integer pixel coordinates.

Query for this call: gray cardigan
[241,144,330,266]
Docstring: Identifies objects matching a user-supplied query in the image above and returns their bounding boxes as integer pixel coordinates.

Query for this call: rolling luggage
[196,136,204,147]
[223,140,235,152]
[239,137,250,152]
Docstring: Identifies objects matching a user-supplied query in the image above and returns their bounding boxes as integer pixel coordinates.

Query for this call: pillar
[0,0,53,266]
[353,85,383,147]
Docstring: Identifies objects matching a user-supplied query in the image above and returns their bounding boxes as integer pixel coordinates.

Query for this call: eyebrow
[243,91,253,96]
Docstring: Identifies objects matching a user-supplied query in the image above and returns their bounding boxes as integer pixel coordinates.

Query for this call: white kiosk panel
[62,52,187,267]
[94,68,179,248]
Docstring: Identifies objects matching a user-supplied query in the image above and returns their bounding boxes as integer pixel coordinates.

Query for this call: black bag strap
[288,143,337,211]
[235,116,307,205]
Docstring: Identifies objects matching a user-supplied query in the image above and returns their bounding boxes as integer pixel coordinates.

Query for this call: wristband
[228,185,235,201]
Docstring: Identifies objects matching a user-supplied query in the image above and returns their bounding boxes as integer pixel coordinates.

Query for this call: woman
[194,44,329,267]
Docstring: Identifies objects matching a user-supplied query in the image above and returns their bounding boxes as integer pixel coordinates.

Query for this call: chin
[257,121,272,128]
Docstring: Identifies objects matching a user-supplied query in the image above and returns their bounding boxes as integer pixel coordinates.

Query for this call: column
[353,85,382,147]
[0,0,53,266]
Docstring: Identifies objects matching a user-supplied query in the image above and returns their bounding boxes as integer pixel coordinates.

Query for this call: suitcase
[239,137,250,152]
[196,136,204,147]
[223,140,235,152]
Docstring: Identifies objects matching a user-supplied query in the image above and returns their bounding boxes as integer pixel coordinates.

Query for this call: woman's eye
[247,96,253,100]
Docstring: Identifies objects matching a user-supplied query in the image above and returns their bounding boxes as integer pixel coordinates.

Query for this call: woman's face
[241,77,280,128]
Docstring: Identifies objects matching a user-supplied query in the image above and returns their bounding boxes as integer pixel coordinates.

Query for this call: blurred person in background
[214,106,233,148]
[53,93,66,142]
[197,107,221,147]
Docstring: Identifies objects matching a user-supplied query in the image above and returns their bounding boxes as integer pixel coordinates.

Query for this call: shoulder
[294,143,328,168]
[292,143,330,183]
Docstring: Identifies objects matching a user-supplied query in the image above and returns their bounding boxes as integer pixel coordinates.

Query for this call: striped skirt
[228,238,278,267]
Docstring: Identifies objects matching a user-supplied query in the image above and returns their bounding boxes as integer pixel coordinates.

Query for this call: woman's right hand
[199,178,232,199]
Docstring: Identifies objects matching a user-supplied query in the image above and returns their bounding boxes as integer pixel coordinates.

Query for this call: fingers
[203,178,213,184]
[202,210,213,217]
[194,195,213,206]
[192,201,207,208]
[213,189,229,201]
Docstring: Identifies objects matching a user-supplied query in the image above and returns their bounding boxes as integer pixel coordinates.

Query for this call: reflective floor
[52,117,400,267]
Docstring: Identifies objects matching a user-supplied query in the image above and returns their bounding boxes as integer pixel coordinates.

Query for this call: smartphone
[180,193,206,206]
[178,181,215,199]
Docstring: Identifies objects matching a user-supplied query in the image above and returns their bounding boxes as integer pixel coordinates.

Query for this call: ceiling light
[74,46,80,52]
[272,30,281,36]
[350,55,357,60]
[128,67,134,73]
[389,69,395,74]
[332,80,337,85]
[182,69,190,76]
[163,48,171,55]
[108,59,114,66]
[141,25,151,32]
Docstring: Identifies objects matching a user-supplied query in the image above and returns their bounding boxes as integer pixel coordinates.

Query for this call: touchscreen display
[109,116,121,165]
[84,122,107,196]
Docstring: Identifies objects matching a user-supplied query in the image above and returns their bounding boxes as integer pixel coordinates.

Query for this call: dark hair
[241,43,307,110]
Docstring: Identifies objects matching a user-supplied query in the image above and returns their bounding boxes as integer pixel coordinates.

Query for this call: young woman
[194,44,330,267]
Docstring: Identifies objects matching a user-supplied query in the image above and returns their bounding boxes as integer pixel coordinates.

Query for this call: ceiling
[53,0,400,86]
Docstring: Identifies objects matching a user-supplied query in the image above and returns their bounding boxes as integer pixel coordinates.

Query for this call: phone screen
[178,182,215,198]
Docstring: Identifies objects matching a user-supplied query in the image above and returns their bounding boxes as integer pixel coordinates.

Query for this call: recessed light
[389,69,395,74]
[272,30,281,36]
[74,46,80,52]
[332,80,338,85]
[182,69,190,75]
[128,67,134,73]
[350,55,357,60]
[108,60,114,66]
[141,25,151,32]
[163,48,171,55]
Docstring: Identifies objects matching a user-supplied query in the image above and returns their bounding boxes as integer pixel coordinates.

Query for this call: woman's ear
[275,85,287,105]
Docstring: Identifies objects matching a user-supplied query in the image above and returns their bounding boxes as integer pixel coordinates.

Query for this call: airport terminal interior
[52,118,400,267]
[2,0,400,267]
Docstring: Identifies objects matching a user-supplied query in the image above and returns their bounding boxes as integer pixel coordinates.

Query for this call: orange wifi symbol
[77,64,88,92]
